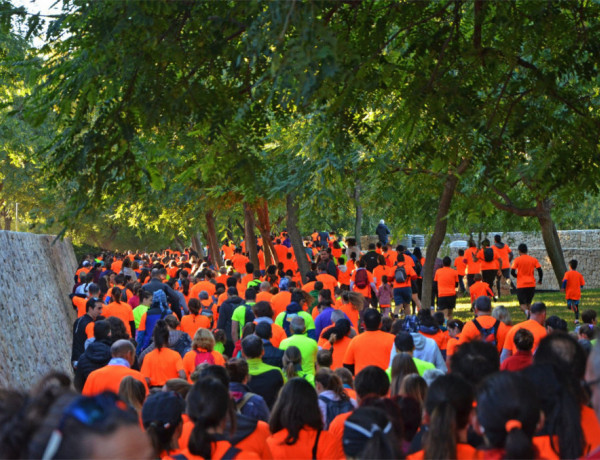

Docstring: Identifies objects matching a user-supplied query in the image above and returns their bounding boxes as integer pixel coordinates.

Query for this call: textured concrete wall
[0,231,77,388]
[443,230,600,290]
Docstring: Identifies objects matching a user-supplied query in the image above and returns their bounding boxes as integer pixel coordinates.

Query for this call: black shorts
[437,295,456,311]
[516,287,536,305]
[411,279,419,294]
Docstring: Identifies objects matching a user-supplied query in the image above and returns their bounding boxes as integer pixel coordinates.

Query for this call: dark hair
[477,372,539,459]
[315,368,348,402]
[450,341,499,386]
[254,321,273,340]
[530,302,546,315]
[569,259,578,270]
[153,320,170,350]
[395,396,421,442]
[447,319,464,332]
[188,298,201,315]
[316,349,333,368]
[322,318,351,344]
[520,363,584,458]
[390,354,418,397]
[225,358,249,383]
[106,316,130,341]
[93,320,111,341]
[282,346,302,380]
[269,378,323,444]
[514,328,534,352]
[582,309,597,324]
[252,301,273,318]
[394,331,414,352]
[518,243,528,253]
[342,407,399,459]
[423,374,473,460]
[245,288,257,301]
[355,366,390,399]
[241,335,263,359]
[442,256,451,267]
[187,378,233,459]
[364,308,382,331]
[546,315,567,332]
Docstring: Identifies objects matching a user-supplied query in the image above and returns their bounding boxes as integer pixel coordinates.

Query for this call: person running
[469,273,494,309]
[493,234,513,297]
[511,243,542,316]
[453,249,467,294]
[433,256,459,320]
[562,259,586,324]
[464,240,481,288]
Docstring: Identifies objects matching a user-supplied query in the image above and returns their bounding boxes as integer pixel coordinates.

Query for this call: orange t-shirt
[494,244,512,270]
[256,291,273,303]
[469,281,494,304]
[271,291,292,316]
[82,364,149,396]
[464,247,481,275]
[85,321,95,339]
[273,245,289,264]
[326,411,352,460]
[252,321,286,348]
[104,301,135,336]
[322,335,352,370]
[392,263,416,289]
[343,330,395,374]
[182,349,225,381]
[340,304,360,330]
[476,247,501,271]
[563,270,585,300]
[337,267,351,287]
[446,335,460,358]
[73,296,88,318]
[407,443,478,460]
[190,280,216,299]
[384,250,398,267]
[434,267,459,297]
[351,269,374,298]
[503,319,547,354]
[267,426,337,459]
[420,330,449,351]
[231,254,250,274]
[140,347,184,386]
[316,273,338,298]
[458,315,510,352]
[454,256,467,276]
[582,404,600,454]
[222,245,235,260]
[180,314,211,339]
[372,265,389,288]
[236,420,273,459]
[511,254,541,288]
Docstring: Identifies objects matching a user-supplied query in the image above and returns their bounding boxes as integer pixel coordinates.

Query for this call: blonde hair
[192,328,215,352]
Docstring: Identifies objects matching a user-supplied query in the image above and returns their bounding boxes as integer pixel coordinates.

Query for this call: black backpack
[318,395,354,429]
[473,318,500,346]
[483,247,495,263]
[242,303,255,327]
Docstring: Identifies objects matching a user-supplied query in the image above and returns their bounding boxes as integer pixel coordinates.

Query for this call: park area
[2,1,600,459]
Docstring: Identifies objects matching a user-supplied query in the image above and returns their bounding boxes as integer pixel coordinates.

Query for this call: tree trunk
[205,210,223,268]
[191,233,204,256]
[287,193,310,284]
[3,216,12,231]
[421,161,468,309]
[254,199,277,266]
[536,199,567,285]
[354,182,362,251]
[173,235,185,252]
[226,217,234,243]
[243,202,260,269]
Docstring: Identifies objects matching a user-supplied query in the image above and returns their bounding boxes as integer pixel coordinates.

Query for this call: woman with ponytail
[475,372,541,459]
[407,374,476,460]
[104,286,136,337]
[181,378,258,460]
[268,378,337,459]
[282,346,314,386]
[141,320,186,387]
[315,368,355,429]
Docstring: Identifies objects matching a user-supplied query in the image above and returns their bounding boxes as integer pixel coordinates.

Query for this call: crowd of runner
[1,230,599,459]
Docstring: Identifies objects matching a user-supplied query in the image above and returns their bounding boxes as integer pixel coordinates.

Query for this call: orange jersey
[469,281,494,304]
[464,247,481,275]
[82,364,148,397]
[511,254,541,288]
[180,314,211,339]
[454,256,467,276]
[434,267,459,297]
[271,291,292,316]
[343,330,395,374]
[458,315,510,352]
[476,247,501,271]
[182,349,225,382]
[104,301,135,336]
[267,427,337,459]
[503,319,547,354]
[140,348,184,386]
[563,269,585,300]
[322,335,353,370]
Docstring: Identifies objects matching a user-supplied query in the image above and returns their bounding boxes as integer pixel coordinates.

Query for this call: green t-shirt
[386,356,435,381]
[132,305,149,329]
[247,357,285,378]
[275,311,316,333]
[279,333,319,376]
[232,302,255,338]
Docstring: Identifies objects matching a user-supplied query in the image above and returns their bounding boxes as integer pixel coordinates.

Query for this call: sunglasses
[41,393,129,460]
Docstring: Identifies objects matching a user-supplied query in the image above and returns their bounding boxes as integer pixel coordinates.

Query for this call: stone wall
[0,231,77,388]
[441,230,600,290]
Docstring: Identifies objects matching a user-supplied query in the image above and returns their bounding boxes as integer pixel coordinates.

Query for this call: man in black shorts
[511,244,542,318]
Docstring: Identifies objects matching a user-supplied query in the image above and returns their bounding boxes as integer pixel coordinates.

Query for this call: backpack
[355,269,369,289]
[318,395,354,429]
[484,247,495,263]
[414,258,423,276]
[243,303,255,325]
[200,303,214,328]
[194,349,216,366]
[281,312,299,337]
[395,264,407,283]
[473,318,500,346]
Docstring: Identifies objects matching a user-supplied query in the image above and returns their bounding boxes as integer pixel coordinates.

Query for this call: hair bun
[505,419,522,432]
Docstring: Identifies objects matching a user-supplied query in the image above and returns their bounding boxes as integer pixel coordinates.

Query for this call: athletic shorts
[411,279,419,294]
[437,295,456,311]
[498,269,510,279]
[516,287,536,305]
[394,287,412,305]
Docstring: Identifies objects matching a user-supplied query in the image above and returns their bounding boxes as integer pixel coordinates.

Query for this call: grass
[450,289,600,331]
